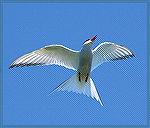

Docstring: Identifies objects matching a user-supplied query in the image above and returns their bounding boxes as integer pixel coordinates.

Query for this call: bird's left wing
[9,45,79,70]
[92,42,135,71]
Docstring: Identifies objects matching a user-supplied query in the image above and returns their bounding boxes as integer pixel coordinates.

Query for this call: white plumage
[10,45,79,70]
[92,42,135,71]
[10,35,135,106]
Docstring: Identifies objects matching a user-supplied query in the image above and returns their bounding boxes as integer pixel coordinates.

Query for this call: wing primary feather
[9,45,79,70]
[91,42,135,71]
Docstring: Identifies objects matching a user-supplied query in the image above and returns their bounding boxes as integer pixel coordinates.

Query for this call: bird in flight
[9,35,135,106]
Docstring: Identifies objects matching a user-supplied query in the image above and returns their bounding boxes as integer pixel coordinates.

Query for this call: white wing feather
[10,45,79,70]
[92,42,135,71]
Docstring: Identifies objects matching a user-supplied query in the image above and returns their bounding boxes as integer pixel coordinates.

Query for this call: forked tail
[50,74,104,106]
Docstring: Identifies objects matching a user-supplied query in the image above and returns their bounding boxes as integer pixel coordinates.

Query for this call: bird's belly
[78,55,92,82]
[79,65,89,82]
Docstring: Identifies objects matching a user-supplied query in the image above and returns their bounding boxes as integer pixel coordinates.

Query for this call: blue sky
[3,3,147,125]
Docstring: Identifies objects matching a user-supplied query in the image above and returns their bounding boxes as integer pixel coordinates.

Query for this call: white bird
[9,35,135,106]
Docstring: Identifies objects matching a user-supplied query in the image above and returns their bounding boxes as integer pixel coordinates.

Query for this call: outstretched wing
[9,45,79,70]
[92,42,135,71]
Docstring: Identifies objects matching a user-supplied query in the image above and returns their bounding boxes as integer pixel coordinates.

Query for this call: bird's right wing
[9,45,79,70]
[92,42,135,71]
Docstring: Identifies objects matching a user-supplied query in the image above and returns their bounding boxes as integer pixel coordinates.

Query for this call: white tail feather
[50,74,104,106]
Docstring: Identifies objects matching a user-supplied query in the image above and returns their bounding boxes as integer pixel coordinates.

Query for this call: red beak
[91,35,97,42]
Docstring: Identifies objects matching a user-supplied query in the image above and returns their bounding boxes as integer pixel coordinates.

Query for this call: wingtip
[9,65,14,69]
[132,53,135,57]
[9,63,18,69]
[129,52,135,58]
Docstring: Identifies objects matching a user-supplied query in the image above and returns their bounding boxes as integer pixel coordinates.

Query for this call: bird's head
[83,35,97,46]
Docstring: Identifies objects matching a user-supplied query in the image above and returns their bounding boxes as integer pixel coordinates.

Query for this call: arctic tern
[9,35,135,106]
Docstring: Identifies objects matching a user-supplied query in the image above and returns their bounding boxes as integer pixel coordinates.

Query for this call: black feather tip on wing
[9,62,44,69]
[111,52,135,61]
